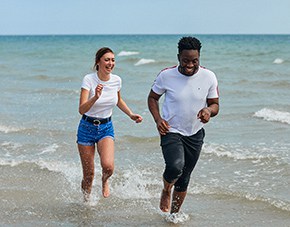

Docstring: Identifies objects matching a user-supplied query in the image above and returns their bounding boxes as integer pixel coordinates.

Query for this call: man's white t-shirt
[151,65,219,136]
[81,72,121,118]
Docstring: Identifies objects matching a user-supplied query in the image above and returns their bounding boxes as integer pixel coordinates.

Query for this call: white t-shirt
[151,65,219,136]
[81,72,121,118]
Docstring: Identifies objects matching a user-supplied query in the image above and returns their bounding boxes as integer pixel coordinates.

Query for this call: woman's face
[97,52,115,74]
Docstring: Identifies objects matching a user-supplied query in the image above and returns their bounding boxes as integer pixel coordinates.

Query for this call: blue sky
[1,0,289,35]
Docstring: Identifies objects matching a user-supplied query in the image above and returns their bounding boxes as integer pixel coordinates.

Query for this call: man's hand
[156,119,170,135]
[197,108,211,123]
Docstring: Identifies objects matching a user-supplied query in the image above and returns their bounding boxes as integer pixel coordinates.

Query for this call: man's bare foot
[102,178,110,198]
[160,189,171,212]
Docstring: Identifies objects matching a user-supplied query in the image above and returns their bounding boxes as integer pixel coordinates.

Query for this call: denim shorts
[77,118,115,146]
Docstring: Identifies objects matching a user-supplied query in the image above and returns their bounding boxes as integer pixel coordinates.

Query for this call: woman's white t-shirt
[151,65,219,136]
[81,72,121,118]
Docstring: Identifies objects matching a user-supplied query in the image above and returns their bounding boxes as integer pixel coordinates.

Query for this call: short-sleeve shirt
[81,72,121,118]
[151,65,219,136]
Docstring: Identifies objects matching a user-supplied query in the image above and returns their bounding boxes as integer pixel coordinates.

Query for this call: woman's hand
[130,114,143,123]
[94,84,104,99]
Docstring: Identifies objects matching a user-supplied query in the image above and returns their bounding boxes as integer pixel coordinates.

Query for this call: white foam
[188,183,290,212]
[254,108,290,124]
[37,160,80,178]
[239,192,290,212]
[203,143,278,162]
[134,58,155,66]
[0,159,24,167]
[165,212,190,224]
[117,51,139,56]
[273,58,284,64]
[1,141,22,150]
[0,125,22,133]
[38,143,59,155]
[0,158,81,186]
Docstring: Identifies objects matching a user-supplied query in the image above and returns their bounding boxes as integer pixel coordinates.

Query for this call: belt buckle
[93,119,101,126]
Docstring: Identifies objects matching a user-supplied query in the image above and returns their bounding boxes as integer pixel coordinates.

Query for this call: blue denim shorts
[77,118,115,146]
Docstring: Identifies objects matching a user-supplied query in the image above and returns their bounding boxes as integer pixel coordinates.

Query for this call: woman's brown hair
[94,47,114,71]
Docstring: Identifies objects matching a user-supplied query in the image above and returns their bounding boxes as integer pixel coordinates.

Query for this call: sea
[0,34,290,227]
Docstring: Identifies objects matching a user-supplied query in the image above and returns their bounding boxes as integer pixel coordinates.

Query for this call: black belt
[82,115,111,125]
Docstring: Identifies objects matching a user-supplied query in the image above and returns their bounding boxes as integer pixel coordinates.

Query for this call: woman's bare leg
[78,144,96,201]
[97,137,114,198]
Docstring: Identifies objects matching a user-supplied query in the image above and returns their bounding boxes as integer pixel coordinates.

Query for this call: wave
[273,58,284,64]
[1,141,22,156]
[188,184,290,212]
[0,157,157,200]
[254,108,290,124]
[203,143,280,162]
[117,51,139,57]
[38,143,59,155]
[232,79,290,89]
[0,158,80,187]
[25,74,79,83]
[0,159,41,168]
[0,123,39,135]
[115,56,140,64]
[30,74,50,80]
[134,58,156,66]
[30,88,79,95]
[120,135,159,144]
[0,124,24,133]
[271,80,290,88]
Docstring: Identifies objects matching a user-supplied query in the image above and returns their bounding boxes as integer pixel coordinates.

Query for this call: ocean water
[0,34,290,226]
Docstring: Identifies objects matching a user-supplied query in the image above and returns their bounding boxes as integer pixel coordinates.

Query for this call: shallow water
[1,34,290,226]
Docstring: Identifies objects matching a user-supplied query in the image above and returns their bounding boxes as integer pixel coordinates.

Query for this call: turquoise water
[1,35,290,226]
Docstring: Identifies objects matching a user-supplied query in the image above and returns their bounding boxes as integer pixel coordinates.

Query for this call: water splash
[165,212,190,224]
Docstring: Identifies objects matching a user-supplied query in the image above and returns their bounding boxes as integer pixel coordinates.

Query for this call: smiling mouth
[179,66,196,76]
[184,68,194,74]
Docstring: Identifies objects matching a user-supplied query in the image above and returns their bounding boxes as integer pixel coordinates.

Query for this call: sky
[1,0,290,35]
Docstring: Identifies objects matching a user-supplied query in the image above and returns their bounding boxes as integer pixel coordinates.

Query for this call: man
[147,36,219,214]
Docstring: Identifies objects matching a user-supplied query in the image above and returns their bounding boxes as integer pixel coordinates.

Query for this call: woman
[77,47,143,201]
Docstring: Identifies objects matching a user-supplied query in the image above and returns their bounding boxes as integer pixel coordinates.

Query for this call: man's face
[178,49,200,76]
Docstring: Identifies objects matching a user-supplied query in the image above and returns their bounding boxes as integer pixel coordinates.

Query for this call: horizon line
[0,33,290,36]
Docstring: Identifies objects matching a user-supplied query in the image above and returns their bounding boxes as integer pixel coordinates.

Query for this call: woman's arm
[117,91,143,123]
[78,84,104,115]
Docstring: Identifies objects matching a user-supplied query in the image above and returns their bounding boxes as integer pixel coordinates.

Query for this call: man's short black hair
[178,36,202,54]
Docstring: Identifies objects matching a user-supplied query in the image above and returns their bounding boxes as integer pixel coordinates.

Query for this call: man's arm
[147,90,170,135]
[207,98,219,117]
[197,98,219,123]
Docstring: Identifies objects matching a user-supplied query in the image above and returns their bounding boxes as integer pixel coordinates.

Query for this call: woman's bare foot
[102,178,110,198]
[160,189,171,212]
